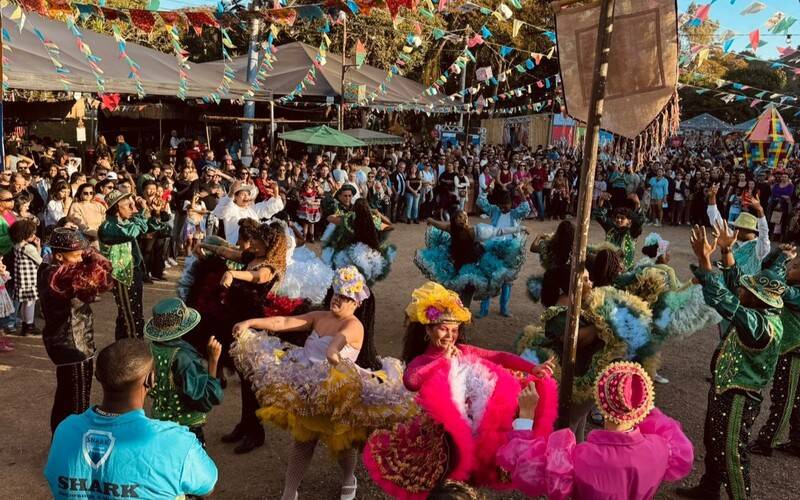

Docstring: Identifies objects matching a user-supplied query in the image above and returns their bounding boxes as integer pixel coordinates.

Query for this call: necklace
[94,406,121,417]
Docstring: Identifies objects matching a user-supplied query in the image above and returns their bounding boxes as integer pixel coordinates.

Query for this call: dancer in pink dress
[497,361,693,500]
[364,282,558,498]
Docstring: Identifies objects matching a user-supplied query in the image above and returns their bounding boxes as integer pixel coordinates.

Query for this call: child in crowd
[498,361,693,499]
[39,228,114,433]
[0,260,15,352]
[297,179,322,243]
[183,191,208,255]
[144,297,223,445]
[10,219,42,336]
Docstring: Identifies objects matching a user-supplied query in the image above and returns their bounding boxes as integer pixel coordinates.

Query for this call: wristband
[512,418,534,431]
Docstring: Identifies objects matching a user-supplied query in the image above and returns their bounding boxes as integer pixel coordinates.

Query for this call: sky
[678,0,797,56]
[160,0,796,58]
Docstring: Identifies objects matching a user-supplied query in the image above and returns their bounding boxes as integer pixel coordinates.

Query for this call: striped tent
[743,105,795,169]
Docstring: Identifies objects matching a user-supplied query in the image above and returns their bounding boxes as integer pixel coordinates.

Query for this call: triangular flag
[749,29,760,50]
[764,12,785,30]
[696,47,709,67]
[723,39,734,52]
[354,39,366,69]
[695,4,711,23]
[512,19,523,38]
[740,2,765,15]
[499,45,513,57]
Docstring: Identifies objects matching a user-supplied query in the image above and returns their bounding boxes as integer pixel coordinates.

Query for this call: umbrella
[278,125,366,147]
[343,128,404,145]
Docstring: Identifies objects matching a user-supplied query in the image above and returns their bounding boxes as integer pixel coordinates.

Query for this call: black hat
[48,228,88,253]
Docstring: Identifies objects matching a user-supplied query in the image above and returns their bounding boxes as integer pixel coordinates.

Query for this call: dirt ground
[2,218,799,499]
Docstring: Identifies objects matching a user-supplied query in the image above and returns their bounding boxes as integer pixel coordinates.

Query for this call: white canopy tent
[1,7,264,100]
[201,42,439,107]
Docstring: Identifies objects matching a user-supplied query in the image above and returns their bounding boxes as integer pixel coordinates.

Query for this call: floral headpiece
[405,282,471,325]
[332,266,370,304]
[644,232,670,258]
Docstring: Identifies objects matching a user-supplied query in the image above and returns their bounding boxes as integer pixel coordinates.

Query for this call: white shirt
[707,203,770,262]
[212,195,285,243]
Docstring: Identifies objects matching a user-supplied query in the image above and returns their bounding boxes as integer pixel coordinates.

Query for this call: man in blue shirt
[648,168,669,227]
[45,339,218,499]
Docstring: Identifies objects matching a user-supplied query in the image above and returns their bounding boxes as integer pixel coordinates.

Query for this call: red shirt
[531,167,548,191]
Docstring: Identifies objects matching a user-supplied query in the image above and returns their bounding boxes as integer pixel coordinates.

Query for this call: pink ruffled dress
[497,408,693,500]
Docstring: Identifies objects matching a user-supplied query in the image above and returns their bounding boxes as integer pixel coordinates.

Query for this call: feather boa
[48,249,114,303]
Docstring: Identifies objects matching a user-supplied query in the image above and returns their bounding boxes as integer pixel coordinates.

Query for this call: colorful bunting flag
[740,2,765,15]
[355,39,366,69]
[749,29,760,51]
[130,10,156,33]
[512,19,523,38]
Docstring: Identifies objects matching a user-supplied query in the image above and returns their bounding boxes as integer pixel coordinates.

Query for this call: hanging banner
[555,0,679,142]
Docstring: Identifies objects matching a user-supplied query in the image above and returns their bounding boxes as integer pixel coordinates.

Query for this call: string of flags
[3,0,559,114]
[64,15,104,93]
[32,26,70,91]
[679,82,800,117]
[242,26,279,101]
[111,25,145,98]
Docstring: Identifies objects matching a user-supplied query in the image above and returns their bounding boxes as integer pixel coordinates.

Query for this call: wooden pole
[0,12,5,166]
[558,0,616,428]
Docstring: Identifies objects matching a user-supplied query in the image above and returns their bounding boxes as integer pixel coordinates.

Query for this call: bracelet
[512,418,535,431]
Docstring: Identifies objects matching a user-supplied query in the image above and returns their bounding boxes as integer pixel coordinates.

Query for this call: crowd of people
[1,125,799,499]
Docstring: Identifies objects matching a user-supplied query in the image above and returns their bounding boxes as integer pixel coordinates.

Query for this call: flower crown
[405,282,471,325]
[332,266,370,303]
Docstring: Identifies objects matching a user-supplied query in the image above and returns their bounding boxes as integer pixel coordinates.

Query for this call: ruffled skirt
[231,329,417,454]
[321,242,397,285]
[414,227,526,300]
[278,246,335,305]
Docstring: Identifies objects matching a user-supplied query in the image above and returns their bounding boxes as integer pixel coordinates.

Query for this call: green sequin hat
[740,269,785,309]
[144,298,201,342]
[105,190,133,213]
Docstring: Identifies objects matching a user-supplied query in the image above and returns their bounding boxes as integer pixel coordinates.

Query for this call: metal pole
[558,0,616,428]
[241,0,262,166]
[269,98,275,153]
[339,14,347,131]
[458,37,467,129]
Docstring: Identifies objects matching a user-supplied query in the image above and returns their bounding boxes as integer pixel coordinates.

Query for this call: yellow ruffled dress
[232,329,417,455]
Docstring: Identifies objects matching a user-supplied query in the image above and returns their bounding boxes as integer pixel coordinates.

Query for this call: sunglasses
[82,191,95,196]
[0,197,13,202]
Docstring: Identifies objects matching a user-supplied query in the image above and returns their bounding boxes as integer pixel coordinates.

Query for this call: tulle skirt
[231,329,417,454]
[415,227,526,300]
[278,246,335,305]
[321,242,397,285]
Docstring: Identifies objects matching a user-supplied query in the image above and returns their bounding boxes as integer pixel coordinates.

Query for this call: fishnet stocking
[281,440,317,500]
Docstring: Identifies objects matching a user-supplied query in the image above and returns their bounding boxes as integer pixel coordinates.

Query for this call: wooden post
[558,0,616,428]
[0,11,5,165]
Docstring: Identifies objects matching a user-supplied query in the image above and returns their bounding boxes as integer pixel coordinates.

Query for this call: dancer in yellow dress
[231,266,415,500]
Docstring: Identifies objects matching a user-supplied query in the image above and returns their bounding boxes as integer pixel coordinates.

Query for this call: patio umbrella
[278,125,366,147]
[343,128,404,145]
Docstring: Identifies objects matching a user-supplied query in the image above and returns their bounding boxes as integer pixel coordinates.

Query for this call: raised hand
[714,220,738,251]
[517,384,540,420]
[780,243,797,261]
[750,192,764,217]
[707,183,719,203]
[690,224,717,263]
